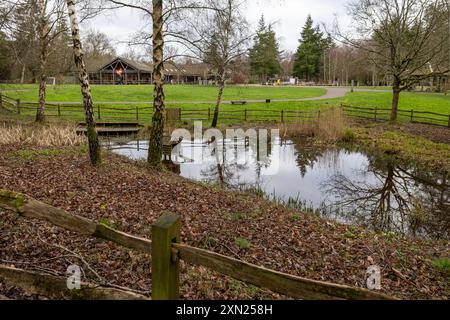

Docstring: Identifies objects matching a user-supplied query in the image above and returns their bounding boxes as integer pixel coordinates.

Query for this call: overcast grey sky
[81,0,352,56]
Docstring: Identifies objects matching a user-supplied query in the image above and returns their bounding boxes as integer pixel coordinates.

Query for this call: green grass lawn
[1,84,448,126]
[0,84,326,102]
[342,91,450,125]
[343,91,450,114]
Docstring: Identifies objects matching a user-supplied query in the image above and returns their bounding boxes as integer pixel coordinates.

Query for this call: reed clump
[279,107,346,142]
[0,123,84,146]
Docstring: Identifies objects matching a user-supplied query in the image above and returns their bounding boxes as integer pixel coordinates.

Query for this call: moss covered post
[151,212,180,300]
[0,189,27,210]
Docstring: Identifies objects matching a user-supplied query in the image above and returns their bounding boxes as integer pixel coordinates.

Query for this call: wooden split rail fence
[341,104,450,127]
[0,94,322,124]
[0,189,395,300]
[0,94,154,122]
[2,93,446,128]
[180,108,322,123]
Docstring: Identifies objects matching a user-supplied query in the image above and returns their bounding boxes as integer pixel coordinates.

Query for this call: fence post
[281,110,284,123]
[97,104,101,120]
[16,99,20,115]
[410,109,414,122]
[136,106,139,121]
[57,104,61,117]
[374,107,377,121]
[208,108,210,120]
[151,212,180,300]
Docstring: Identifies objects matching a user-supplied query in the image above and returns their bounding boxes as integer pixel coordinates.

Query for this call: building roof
[92,56,211,77]
[410,63,450,77]
[96,57,153,73]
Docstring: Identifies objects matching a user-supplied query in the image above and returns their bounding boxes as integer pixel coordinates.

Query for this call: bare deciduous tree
[30,0,98,122]
[6,1,39,84]
[176,0,250,127]
[325,160,449,238]
[335,0,449,120]
[83,29,116,57]
[103,0,219,168]
[0,1,17,30]
[34,0,77,122]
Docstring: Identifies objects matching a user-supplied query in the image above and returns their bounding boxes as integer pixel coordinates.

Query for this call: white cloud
[81,0,352,55]
[245,0,351,52]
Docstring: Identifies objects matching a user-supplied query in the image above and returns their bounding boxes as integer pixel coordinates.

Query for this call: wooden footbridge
[76,122,141,135]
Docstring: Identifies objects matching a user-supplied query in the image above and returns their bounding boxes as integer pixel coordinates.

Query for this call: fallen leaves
[0,143,448,300]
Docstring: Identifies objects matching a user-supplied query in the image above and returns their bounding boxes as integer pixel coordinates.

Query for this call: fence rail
[0,189,395,300]
[2,93,447,128]
[342,104,450,127]
[0,265,147,300]
[1,95,323,124]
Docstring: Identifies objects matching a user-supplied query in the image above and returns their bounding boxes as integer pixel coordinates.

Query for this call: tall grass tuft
[279,107,346,142]
[0,123,84,146]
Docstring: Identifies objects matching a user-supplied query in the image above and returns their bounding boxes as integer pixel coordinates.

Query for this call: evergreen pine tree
[293,15,325,81]
[249,15,281,82]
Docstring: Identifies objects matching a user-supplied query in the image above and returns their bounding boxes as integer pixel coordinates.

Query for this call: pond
[105,137,449,240]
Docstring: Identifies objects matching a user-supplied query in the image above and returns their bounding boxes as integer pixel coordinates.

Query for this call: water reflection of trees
[324,157,449,239]
[198,136,276,188]
[292,139,326,177]
[200,140,250,188]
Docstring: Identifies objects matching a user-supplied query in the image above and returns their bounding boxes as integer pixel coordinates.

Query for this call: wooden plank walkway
[76,127,140,134]
[76,122,141,135]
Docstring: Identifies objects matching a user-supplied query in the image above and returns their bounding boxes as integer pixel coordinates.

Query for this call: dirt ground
[0,144,448,300]
[350,119,450,145]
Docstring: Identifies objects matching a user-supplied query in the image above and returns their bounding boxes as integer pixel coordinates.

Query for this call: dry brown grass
[0,123,84,146]
[279,107,346,142]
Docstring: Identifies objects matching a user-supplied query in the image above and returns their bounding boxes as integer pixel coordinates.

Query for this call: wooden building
[87,57,212,85]
[410,64,450,92]
[88,57,153,85]
[165,62,213,84]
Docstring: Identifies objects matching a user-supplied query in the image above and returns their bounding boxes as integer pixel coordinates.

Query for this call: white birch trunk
[65,0,101,166]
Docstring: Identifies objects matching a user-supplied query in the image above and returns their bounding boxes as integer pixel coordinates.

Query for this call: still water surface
[105,138,449,240]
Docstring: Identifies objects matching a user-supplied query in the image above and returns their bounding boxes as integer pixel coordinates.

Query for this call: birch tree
[104,0,217,168]
[148,0,165,167]
[65,0,101,166]
[176,0,250,127]
[31,0,98,122]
